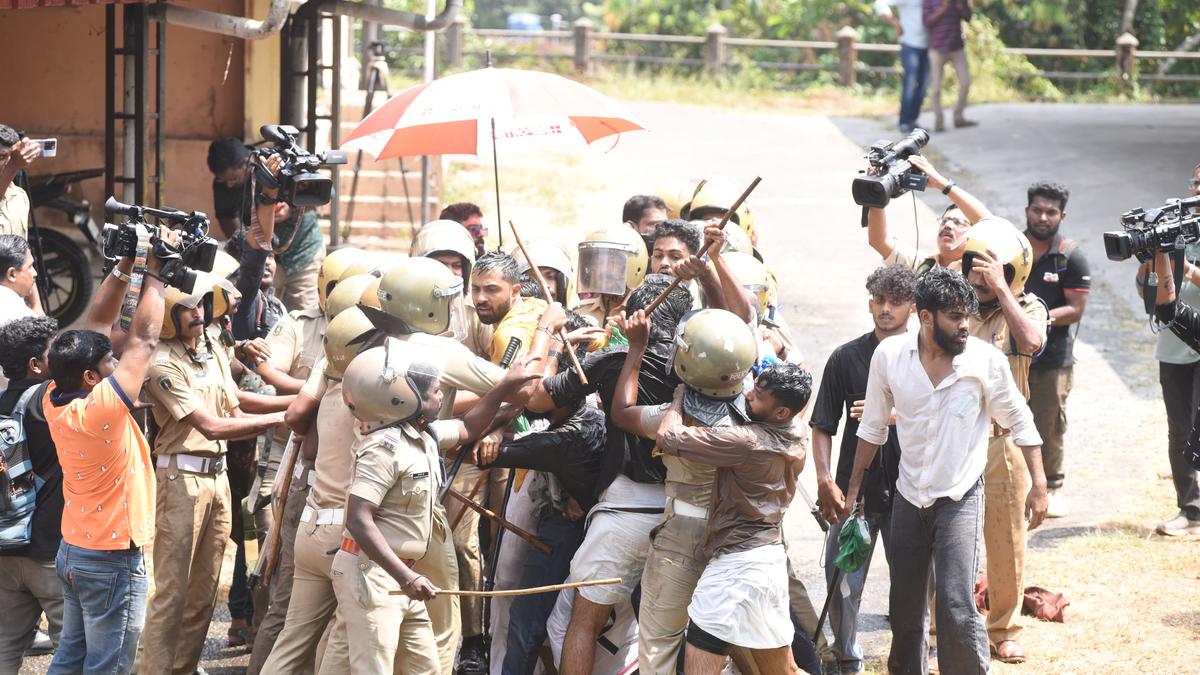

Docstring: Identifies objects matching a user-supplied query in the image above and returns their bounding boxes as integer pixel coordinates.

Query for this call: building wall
[0,1,253,232]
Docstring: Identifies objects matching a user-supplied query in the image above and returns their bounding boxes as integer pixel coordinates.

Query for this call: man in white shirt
[0,126,39,239]
[0,234,40,325]
[876,0,930,133]
[842,267,1046,675]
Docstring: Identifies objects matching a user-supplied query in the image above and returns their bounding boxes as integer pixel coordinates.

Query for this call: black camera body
[1104,195,1200,262]
[102,196,218,293]
[852,129,931,209]
[255,124,348,208]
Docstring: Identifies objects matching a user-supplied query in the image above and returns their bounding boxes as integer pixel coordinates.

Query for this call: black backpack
[0,386,43,550]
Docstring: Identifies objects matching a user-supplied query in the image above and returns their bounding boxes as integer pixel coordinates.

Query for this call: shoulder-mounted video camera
[851,129,931,211]
[254,124,348,208]
[102,196,219,293]
[1105,195,1200,263]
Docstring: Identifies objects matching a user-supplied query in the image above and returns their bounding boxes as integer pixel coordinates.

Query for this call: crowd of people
[0,114,1197,675]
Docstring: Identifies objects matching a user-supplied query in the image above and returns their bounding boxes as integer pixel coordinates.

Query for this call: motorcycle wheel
[35,228,94,328]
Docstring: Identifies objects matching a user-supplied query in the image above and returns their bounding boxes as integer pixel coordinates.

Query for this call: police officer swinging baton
[643,176,763,316]
[508,220,588,384]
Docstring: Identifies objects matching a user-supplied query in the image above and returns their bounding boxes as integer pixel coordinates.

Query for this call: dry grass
[861,475,1200,674]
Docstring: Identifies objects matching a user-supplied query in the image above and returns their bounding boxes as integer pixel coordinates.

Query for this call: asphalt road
[20,99,1200,673]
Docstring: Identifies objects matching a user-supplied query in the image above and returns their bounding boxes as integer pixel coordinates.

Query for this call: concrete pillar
[1116,32,1139,95]
[573,17,593,76]
[705,23,726,77]
[837,25,857,87]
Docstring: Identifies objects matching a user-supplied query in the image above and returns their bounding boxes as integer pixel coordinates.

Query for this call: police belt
[301,506,344,525]
[157,453,226,475]
[667,497,708,520]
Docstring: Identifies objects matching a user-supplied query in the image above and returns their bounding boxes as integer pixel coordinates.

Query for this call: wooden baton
[508,220,588,384]
[643,176,763,316]
[446,487,552,555]
[391,577,622,597]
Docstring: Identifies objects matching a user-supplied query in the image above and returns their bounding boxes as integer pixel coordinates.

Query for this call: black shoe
[24,629,54,657]
[457,635,488,675]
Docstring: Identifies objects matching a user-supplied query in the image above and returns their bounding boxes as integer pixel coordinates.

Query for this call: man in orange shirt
[41,231,170,674]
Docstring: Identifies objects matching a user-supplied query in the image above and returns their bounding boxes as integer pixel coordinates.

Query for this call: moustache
[939,227,954,238]
[188,319,205,327]
[878,313,894,322]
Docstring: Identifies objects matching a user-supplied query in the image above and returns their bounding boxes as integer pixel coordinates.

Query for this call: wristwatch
[111,268,132,283]
[941,180,957,195]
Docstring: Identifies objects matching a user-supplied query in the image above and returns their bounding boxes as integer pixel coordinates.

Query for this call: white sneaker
[1155,511,1200,537]
[1046,488,1069,518]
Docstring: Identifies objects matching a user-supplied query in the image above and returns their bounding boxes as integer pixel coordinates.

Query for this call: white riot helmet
[342,338,442,431]
[413,219,477,282]
[512,238,575,304]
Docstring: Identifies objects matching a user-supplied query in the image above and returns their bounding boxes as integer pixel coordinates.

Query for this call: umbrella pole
[492,116,502,250]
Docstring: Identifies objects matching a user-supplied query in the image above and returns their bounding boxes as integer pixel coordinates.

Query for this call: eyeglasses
[939,216,970,228]
[467,225,488,238]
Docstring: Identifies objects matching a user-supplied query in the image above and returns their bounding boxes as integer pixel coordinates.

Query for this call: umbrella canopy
[341,66,646,159]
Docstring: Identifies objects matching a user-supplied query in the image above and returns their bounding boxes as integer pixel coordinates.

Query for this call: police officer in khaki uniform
[334,340,542,674]
[962,218,1050,664]
[246,294,327,674]
[575,224,647,331]
[361,256,564,675]
[609,308,759,673]
[259,306,375,674]
[412,218,492,357]
[137,277,290,675]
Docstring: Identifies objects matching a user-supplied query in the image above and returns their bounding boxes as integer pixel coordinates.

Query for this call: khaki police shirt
[637,403,724,511]
[266,308,326,443]
[968,292,1049,402]
[455,303,494,360]
[348,420,461,561]
[387,333,504,420]
[145,338,240,457]
[301,356,360,510]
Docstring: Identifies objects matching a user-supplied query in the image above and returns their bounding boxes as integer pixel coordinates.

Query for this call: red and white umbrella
[341,66,647,159]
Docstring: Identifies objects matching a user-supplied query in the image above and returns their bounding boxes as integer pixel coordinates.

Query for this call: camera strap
[118,225,153,330]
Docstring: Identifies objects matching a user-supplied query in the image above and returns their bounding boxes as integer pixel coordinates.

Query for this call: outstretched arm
[609,310,652,435]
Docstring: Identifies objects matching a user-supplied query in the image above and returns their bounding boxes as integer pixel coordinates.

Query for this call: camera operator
[0,124,39,238]
[1140,170,1200,537]
[207,138,326,312]
[865,154,991,272]
[40,228,172,674]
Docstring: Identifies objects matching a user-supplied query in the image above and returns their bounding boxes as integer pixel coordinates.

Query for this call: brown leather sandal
[991,639,1027,664]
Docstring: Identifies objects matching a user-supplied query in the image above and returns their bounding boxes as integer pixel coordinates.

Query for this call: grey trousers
[887,479,988,675]
[824,510,892,673]
[0,555,64,673]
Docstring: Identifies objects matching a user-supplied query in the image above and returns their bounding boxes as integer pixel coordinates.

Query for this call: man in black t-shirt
[0,316,62,670]
[810,265,914,674]
[1022,182,1089,518]
[526,276,692,675]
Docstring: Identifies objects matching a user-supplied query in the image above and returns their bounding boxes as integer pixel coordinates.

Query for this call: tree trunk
[1120,0,1139,34]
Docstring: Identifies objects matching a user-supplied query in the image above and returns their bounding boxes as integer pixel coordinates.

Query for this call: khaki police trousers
[983,433,1032,646]
[412,503,460,675]
[446,461,486,638]
[137,468,232,675]
[259,521,348,674]
[247,481,311,675]
[637,507,709,674]
[329,550,439,674]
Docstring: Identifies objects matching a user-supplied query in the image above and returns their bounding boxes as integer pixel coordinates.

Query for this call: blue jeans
[899,44,930,129]
[887,479,988,675]
[823,511,892,673]
[49,542,148,675]
[501,510,585,675]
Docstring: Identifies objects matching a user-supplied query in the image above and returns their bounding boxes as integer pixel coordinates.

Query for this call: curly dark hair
[206,137,250,175]
[652,219,702,255]
[757,362,813,415]
[439,202,483,224]
[0,316,59,380]
[915,266,978,316]
[49,329,112,392]
[626,273,693,344]
[1027,181,1070,211]
[866,265,918,304]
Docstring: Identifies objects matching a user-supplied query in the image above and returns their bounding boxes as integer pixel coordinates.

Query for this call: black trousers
[1158,361,1200,518]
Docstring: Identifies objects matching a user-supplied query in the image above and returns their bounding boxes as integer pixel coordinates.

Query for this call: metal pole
[420,0,436,225]
[123,6,138,204]
[330,12,342,246]
[105,4,116,201]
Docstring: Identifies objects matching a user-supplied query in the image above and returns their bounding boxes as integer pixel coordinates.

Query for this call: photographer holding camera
[0,124,40,238]
[1137,164,1200,537]
[40,224,175,674]
[207,136,327,312]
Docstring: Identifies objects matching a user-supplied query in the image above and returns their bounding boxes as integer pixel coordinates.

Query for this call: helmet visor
[578,242,630,296]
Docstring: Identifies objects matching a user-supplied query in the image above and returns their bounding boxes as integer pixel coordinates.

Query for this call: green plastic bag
[835,515,872,573]
[607,326,629,347]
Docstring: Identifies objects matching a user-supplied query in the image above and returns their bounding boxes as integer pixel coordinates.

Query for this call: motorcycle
[25,168,103,328]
